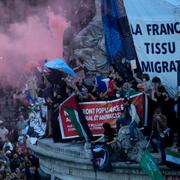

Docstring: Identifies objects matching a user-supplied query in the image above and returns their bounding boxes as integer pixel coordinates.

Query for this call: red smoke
[0,5,68,86]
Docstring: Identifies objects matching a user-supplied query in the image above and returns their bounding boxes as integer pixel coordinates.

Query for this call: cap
[5,150,12,155]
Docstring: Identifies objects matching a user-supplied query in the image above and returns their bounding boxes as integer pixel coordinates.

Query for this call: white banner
[124,0,180,95]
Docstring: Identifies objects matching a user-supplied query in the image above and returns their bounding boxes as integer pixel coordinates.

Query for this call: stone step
[37,139,88,159]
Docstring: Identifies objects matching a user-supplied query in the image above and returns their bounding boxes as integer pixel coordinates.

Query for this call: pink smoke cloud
[0,6,68,86]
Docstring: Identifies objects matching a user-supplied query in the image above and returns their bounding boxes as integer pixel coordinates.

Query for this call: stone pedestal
[28,139,180,180]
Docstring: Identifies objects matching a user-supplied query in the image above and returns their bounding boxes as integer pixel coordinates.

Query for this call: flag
[45,58,76,77]
[165,149,180,169]
[102,0,142,73]
[91,143,112,172]
[96,76,109,93]
[140,150,163,180]
[59,95,93,141]
[101,0,124,64]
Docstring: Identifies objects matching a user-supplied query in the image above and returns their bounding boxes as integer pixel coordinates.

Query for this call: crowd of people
[0,139,39,179]
[0,57,180,178]
[0,116,39,179]
[0,76,43,179]
[70,62,180,165]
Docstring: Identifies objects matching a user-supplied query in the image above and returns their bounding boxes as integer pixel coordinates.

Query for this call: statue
[64,0,109,78]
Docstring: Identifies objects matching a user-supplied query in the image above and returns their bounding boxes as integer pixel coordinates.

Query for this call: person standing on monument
[150,107,169,163]
[116,98,140,142]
